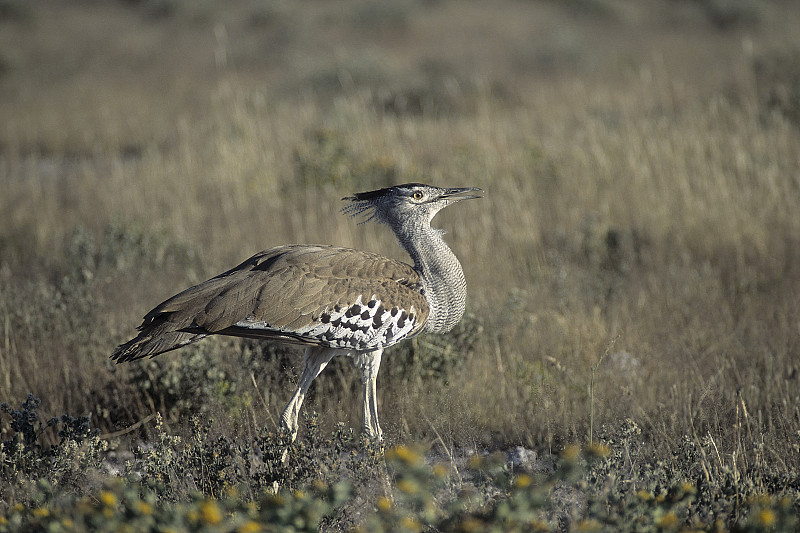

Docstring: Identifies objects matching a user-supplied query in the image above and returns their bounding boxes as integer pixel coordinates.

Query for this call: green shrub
[386,311,482,384]
[0,394,106,504]
[2,399,799,532]
[0,476,351,533]
[126,341,240,424]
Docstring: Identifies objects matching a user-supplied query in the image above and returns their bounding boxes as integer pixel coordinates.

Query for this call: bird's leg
[353,349,384,441]
[280,347,337,442]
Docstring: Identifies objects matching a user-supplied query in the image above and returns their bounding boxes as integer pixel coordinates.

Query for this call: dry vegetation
[2,0,800,529]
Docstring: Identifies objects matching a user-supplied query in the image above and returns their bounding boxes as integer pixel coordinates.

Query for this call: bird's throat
[397,222,467,334]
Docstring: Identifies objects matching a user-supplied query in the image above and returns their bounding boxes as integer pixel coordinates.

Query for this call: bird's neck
[395,220,467,334]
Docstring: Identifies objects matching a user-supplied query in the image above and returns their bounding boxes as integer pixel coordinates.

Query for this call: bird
[112,183,482,441]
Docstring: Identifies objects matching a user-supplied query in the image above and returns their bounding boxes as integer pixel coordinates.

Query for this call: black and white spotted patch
[233,295,419,351]
[298,295,418,350]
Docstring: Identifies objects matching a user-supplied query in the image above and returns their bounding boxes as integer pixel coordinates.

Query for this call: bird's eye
[412,191,424,201]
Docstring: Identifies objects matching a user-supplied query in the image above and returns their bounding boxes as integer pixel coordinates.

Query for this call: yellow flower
[756,509,776,527]
[562,444,581,462]
[432,464,448,478]
[377,496,393,512]
[748,494,771,506]
[585,443,611,459]
[577,518,602,531]
[61,518,74,529]
[238,520,263,533]
[396,479,420,495]
[32,507,49,518]
[200,500,223,525]
[466,455,484,469]
[99,490,118,507]
[636,490,653,501]
[265,494,285,507]
[513,474,533,489]
[655,512,678,528]
[135,500,153,515]
[457,518,484,532]
[386,445,423,466]
[0,516,7,525]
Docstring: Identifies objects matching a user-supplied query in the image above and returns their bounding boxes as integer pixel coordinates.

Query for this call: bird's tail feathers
[111,330,206,362]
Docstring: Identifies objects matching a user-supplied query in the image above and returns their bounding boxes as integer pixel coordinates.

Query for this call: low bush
[2,393,798,532]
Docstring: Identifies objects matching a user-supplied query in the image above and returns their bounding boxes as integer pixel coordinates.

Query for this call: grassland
[2,0,800,530]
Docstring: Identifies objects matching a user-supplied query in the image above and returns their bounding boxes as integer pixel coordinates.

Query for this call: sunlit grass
[2,0,800,528]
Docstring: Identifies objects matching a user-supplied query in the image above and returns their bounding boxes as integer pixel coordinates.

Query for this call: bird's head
[342,183,483,227]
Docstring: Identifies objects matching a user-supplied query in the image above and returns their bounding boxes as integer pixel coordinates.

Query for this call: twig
[423,413,462,484]
[98,413,156,440]
[590,333,620,445]
[251,372,277,430]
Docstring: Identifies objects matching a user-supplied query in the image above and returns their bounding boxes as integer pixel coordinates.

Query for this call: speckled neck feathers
[393,217,467,334]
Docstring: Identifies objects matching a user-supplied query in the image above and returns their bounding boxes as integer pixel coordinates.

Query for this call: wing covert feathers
[111,245,429,362]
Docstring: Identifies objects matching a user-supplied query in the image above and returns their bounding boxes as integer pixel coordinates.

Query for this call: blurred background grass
[1,0,799,483]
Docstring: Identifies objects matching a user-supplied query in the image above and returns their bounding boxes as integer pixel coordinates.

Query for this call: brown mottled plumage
[112,245,429,360]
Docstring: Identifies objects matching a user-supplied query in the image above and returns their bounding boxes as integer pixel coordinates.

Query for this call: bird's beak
[440,187,483,202]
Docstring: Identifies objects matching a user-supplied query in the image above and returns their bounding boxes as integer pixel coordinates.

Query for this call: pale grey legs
[280,346,337,441]
[353,349,384,440]
[279,346,385,442]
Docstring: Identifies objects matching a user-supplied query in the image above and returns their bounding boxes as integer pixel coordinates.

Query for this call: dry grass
[2,0,800,492]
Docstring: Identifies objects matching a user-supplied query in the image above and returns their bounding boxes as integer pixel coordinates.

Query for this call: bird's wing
[112,245,429,361]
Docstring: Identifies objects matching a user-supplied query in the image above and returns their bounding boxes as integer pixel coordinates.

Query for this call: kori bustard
[112,183,481,440]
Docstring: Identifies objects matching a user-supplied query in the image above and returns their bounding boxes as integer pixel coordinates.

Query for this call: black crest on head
[343,183,429,202]
[341,183,431,223]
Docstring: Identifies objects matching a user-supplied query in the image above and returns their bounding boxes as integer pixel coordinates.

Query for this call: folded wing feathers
[112,245,429,361]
